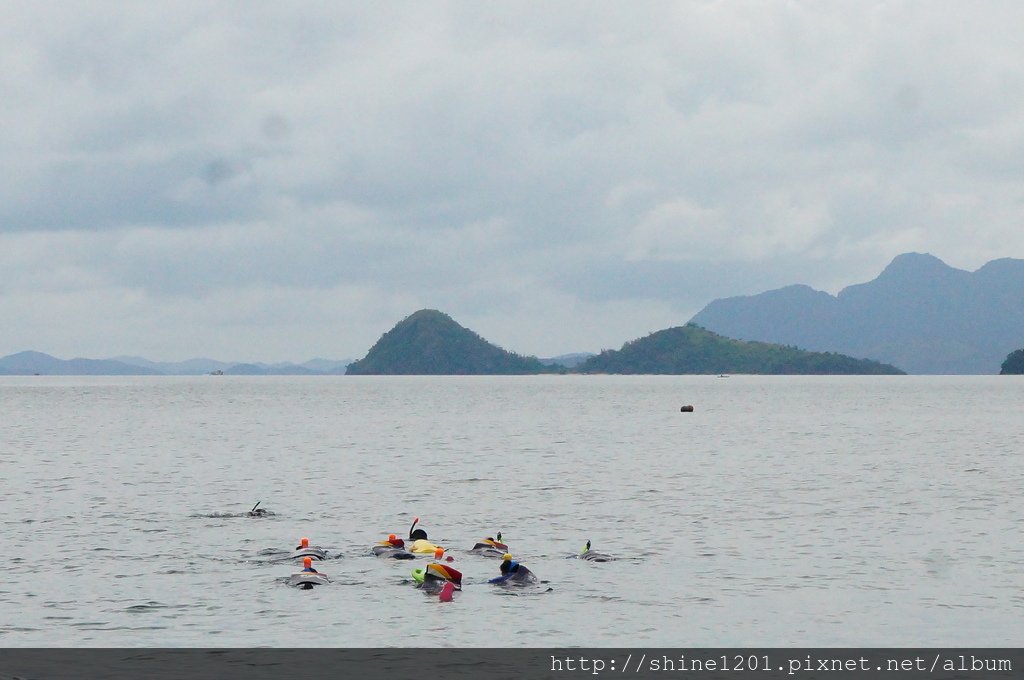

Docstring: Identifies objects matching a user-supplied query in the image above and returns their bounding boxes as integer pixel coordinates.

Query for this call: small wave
[126,601,196,613]
[125,602,168,613]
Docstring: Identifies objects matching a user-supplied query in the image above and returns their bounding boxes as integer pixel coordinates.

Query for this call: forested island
[346,309,552,375]
[344,310,904,375]
[575,324,903,375]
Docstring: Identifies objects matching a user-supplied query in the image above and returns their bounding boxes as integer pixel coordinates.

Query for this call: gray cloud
[2,2,1023,360]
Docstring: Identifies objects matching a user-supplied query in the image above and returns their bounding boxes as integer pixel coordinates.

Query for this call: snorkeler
[407,517,444,554]
[488,553,537,584]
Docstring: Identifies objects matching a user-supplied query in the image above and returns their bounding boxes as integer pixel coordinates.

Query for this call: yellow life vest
[409,539,442,554]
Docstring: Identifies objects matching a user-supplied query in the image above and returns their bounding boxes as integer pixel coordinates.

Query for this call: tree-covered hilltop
[576,324,905,375]
[1000,349,1024,374]
[346,309,552,375]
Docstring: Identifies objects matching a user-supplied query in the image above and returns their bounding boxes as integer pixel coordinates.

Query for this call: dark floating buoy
[680,405,694,412]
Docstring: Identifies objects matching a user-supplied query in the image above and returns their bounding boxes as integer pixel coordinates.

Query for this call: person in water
[489,553,536,584]
[248,501,269,517]
[578,539,613,562]
[415,548,462,592]
[499,553,517,575]
[372,533,414,559]
[301,556,318,573]
[407,517,443,554]
[409,519,428,541]
[471,531,508,553]
[296,537,311,550]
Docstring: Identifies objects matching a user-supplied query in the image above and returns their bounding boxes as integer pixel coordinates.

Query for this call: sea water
[0,375,1021,646]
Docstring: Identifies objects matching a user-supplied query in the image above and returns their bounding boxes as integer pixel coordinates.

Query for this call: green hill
[346,309,551,375]
[1000,349,1024,374]
[577,324,905,375]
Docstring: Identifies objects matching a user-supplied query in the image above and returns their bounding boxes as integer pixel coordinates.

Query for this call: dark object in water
[680,405,694,412]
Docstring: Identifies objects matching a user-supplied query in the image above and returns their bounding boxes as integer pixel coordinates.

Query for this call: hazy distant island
[0,351,355,377]
[690,252,1024,374]
[1001,349,1024,375]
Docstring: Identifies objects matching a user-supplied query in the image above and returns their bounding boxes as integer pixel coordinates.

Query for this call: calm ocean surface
[1,375,1021,647]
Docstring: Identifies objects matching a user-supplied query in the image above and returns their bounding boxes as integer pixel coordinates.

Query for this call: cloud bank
[2,2,1022,360]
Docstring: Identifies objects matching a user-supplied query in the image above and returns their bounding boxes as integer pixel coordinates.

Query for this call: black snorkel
[409,516,428,541]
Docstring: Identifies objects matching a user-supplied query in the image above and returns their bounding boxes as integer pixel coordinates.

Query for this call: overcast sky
[2,2,1022,362]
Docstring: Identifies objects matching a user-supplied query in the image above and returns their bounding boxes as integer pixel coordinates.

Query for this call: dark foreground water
[1,375,1021,646]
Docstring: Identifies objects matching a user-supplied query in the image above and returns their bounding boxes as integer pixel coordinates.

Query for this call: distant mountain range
[690,252,1024,374]
[0,343,590,377]
[0,351,354,376]
[0,351,164,376]
[539,353,595,368]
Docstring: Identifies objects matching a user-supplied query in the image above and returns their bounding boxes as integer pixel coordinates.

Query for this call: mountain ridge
[690,252,1024,374]
[0,351,353,376]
